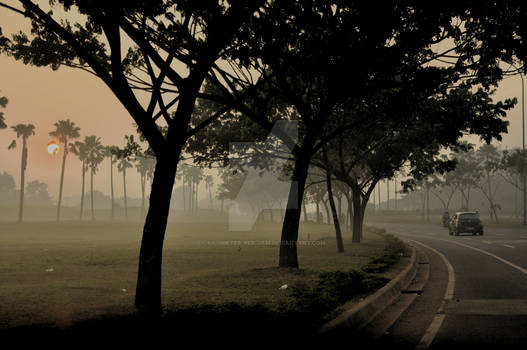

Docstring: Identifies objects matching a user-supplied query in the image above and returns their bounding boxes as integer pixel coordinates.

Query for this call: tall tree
[0,0,268,316]
[135,153,156,217]
[8,123,35,223]
[85,136,105,220]
[105,145,120,220]
[0,94,7,129]
[475,144,503,223]
[49,119,80,221]
[117,153,133,218]
[322,147,344,253]
[205,175,214,209]
[70,139,89,220]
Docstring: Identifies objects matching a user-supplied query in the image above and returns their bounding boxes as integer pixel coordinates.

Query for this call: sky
[0,3,526,205]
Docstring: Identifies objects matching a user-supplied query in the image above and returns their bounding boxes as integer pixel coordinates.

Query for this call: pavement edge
[317,243,418,335]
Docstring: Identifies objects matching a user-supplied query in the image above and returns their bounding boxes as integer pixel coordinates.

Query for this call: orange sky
[1,3,526,204]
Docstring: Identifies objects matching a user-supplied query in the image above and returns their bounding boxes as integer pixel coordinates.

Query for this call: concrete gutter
[317,244,418,335]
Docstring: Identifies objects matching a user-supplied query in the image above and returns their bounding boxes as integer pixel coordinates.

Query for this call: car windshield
[459,213,479,220]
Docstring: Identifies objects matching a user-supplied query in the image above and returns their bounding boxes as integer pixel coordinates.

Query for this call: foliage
[0,95,7,129]
[501,148,527,190]
[0,170,16,203]
[49,119,80,145]
[362,234,408,274]
[25,179,52,205]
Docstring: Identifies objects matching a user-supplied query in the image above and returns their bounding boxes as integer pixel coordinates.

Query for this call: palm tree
[49,119,80,221]
[135,154,156,217]
[70,139,89,220]
[106,145,120,220]
[117,149,133,217]
[85,136,104,220]
[8,124,36,223]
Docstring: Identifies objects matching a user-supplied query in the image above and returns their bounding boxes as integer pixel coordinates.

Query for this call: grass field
[0,213,408,336]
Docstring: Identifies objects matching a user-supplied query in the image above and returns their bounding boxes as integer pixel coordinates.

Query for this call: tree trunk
[323,151,344,253]
[378,182,381,212]
[135,155,178,316]
[80,162,86,220]
[344,192,351,230]
[421,189,426,222]
[195,181,199,212]
[337,195,342,222]
[18,139,27,223]
[123,168,128,218]
[386,180,390,210]
[90,167,95,220]
[56,141,67,221]
[316,201,321,223]
[348,190,354,231]
[141,173,146,217]
[394,180,397,210]
[352,188,362,243]
[182,182,186,212]
[302,200,308,223]
[426,186,430,223]
[322,199,331,225]
[110,156,115,220]
[278,155,309,268]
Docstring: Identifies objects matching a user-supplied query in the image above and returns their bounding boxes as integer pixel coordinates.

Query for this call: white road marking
[409,240,455,350]
[482,240,492,244]
[446,240,527,276]
[503,244,515,249]
[520,236,527,239]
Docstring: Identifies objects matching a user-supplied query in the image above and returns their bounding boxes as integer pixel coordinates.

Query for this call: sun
[47,141,59,156]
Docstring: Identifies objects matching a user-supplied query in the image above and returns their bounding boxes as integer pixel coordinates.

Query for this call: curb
[317,243,418,335]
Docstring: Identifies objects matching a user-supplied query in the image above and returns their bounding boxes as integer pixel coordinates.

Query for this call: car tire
[479,231,484,236]
[455,231,459,236]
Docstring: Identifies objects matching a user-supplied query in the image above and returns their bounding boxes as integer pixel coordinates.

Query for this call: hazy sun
[47,141,59,155]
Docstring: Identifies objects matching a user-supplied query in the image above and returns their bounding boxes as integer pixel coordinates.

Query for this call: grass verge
[0,220,409,343]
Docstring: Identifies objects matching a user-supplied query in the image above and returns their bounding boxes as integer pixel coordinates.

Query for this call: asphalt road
[366,220,527,349]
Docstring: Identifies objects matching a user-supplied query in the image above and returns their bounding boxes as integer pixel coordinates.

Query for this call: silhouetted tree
[8,123,35,222]
[476,144,503,223]
[105,145,120,220]
[0,171,16,204]
[85,136,105,220]
[0,0,268,316]
[0,95,7,129]
[70,138,89,219]
[49,119,80,221]
[205,175,214,209]
[135,153,156,216]
[26,179,51,205]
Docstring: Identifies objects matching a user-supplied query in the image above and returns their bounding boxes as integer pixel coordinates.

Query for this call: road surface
[366,220,527,349]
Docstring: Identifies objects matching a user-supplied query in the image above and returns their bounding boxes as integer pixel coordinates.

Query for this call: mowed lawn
[0,215,401,329]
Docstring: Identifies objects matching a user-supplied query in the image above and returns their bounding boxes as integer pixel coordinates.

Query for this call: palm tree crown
[49,119,80,145]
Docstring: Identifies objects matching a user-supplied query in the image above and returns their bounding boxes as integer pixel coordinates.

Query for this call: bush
[288,270,388,323]
[362,234,407,273]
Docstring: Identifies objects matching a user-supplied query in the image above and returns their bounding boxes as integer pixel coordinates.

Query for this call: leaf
[7,140,16,150]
